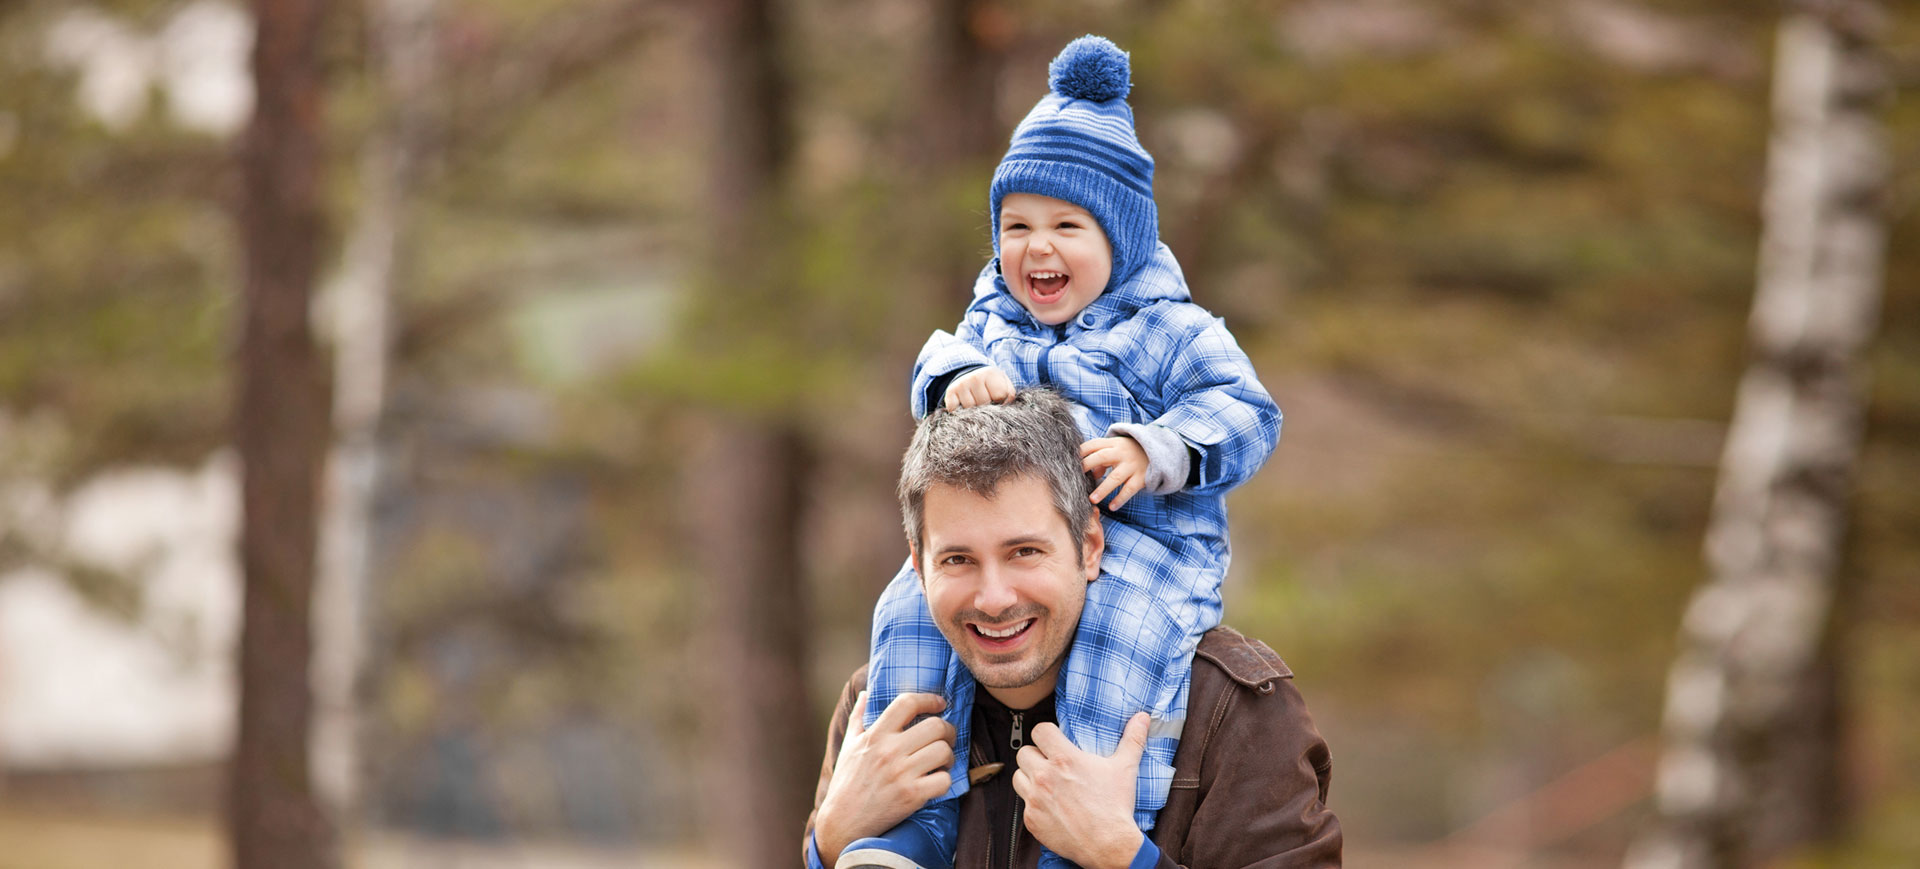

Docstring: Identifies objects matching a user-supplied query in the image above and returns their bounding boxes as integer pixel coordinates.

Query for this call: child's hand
[943,366,1016,411]
[1080,436,1149,511]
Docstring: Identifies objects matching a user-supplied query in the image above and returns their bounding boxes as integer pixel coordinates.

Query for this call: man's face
[999,192,1113,326]
[912,474,1103,710]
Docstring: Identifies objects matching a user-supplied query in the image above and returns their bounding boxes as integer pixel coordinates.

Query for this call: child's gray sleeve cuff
[1107,422,1192,496]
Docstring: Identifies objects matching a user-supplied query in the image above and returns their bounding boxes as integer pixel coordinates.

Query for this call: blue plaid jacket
[911,241,1279,562]
[866,242,1281,829]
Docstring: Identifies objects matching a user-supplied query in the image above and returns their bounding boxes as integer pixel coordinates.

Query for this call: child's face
[998,193,1112,326]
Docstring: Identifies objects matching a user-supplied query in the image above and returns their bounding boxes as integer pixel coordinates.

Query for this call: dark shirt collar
[974,683,1056,761]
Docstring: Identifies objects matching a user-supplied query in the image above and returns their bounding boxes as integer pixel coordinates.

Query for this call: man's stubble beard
[946,592,1083,694]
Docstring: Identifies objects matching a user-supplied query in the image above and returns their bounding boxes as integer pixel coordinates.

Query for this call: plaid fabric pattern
[867,241,1281,829]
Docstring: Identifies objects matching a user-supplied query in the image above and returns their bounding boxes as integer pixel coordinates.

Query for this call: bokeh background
[0,0,1916,867]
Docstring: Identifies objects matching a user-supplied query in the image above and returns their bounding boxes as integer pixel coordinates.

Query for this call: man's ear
[908,541,922,579]
[1082,518,1105,583]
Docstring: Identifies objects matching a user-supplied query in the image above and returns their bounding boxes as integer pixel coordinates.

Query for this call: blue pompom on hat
[990,35,1158,285]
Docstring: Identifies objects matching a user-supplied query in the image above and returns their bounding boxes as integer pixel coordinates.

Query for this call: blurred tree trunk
[916,0,1009,314]
[1625,3,1890,868]
[688,416,815,868]
[313,0,437,826]
[919,0,1003,169]
[688,1,817,867]
[230,0,337,867]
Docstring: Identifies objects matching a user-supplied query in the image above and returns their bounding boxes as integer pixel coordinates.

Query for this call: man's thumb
[1118,712,1150,762]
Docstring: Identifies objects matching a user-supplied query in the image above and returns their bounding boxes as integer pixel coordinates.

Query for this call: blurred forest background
[0,0,1916,867]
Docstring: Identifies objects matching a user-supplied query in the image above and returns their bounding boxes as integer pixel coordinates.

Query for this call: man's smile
[967,617,1037,652]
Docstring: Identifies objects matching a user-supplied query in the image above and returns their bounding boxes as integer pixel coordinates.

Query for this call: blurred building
[0,454,238,808]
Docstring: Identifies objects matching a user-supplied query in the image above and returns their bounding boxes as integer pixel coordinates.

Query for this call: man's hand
[813,692,957,865]
[1081,436,1149,510]
[943,366,1016,411]
[1012,712,1151,869]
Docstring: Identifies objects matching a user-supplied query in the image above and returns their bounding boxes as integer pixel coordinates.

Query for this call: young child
[839,35,1281,869]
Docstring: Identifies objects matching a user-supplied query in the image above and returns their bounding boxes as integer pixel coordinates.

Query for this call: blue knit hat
[991,35,1158,285]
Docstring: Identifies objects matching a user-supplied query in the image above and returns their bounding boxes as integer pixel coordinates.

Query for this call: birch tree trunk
[689,1,818,866]
[312,0,437,825]
[1625,3,1890,867]
[230,0,337,866]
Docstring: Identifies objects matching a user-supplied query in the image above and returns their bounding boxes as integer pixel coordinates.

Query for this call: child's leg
[838,560,972,868]
[1035,568,1207,869]
[864,562,953,725]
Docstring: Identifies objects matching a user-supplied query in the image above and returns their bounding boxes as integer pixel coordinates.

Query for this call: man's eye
[1013,547,1041,558]
[941,555,972,566]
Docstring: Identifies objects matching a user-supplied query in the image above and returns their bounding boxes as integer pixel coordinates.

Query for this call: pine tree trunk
[230,0,337,867]
[916,0,1007,316]
[919,0,1002,168]
[687,416,817,869]
[690,1,818,866]
[1625,3,1890,868]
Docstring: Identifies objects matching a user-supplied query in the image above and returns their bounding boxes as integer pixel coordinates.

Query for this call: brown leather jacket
[806,626,1343,868]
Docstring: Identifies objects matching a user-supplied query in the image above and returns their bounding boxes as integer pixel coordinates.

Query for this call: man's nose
[972,562,1021,615]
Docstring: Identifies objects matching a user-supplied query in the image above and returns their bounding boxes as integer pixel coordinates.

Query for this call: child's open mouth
[1027,271,1068,305]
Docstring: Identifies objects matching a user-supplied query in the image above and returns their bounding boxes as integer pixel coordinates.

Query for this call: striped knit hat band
[991,35,1158,285]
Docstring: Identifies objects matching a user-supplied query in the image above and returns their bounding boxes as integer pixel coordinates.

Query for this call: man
[805,389,1341,869]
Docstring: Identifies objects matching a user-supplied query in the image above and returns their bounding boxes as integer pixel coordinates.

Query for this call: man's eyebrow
[931,535,1049,557]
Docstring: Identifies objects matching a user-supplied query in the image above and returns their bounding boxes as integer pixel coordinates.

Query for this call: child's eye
[1003,222,1028,232]
[1057,222,1079,230]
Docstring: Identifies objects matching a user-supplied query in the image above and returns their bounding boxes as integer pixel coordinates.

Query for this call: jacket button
[1257,681,1276,695]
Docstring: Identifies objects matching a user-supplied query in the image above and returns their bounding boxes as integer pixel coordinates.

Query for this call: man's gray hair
[899,388,1095,562]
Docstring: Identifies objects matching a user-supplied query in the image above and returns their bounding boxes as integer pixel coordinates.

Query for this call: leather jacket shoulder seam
[1196,626,1295,687]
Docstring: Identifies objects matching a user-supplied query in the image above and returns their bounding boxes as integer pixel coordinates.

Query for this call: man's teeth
[976,620,1032,639]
